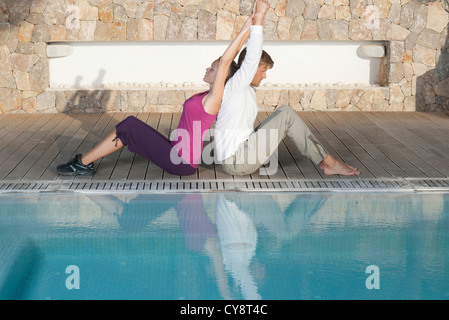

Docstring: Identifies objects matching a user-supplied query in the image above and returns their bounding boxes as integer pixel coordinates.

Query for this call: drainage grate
[406,178,449,190]
[1,178,448,193]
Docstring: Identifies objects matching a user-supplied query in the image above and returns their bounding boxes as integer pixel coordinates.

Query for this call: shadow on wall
[0,0,113,114]
[60,69,112,113]
[416,0,449,112]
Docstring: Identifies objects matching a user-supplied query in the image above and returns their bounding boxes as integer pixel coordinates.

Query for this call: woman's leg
[81,129,123,165]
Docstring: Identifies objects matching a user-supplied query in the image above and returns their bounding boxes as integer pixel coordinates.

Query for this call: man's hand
[253,0,270,25]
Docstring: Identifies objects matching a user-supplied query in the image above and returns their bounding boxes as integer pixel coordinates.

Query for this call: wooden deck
[0,111,448,192]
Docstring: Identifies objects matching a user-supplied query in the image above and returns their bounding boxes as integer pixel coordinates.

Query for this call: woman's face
[203,59,220,85]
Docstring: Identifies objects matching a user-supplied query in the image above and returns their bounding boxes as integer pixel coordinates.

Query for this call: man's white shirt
[214,25,264,162]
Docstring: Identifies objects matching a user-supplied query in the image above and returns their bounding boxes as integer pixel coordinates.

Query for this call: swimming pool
[0,192,448,300]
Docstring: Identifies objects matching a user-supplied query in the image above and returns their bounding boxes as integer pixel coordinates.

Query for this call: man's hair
[216,57,240,83]
[237,48,274,69]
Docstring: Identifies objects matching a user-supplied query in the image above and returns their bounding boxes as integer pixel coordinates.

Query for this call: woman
[56,10,264,177]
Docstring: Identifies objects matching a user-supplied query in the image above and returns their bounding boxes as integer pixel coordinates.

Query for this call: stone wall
[0,0,448,113]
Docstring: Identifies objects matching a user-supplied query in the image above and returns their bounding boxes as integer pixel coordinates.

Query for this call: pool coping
[1,178,449,194]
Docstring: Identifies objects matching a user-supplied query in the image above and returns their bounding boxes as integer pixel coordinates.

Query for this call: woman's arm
[202,14,254,115]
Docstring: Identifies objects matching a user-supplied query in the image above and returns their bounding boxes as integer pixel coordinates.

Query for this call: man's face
[251,63,268,87]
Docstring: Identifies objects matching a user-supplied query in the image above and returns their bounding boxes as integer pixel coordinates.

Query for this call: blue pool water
[0,192,448,300]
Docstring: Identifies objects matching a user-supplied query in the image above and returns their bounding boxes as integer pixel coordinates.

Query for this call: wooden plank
[413,112,449,130]
[354,112,428,178]
[0,114,53,166]
[1,111,447,184]
[405,113,449,156]
[28,113,102,181]
[394,112,449,167]
[4,113,88,180]
[0,114,38,153]
[0,113,74,180]
[337,112,404,178]
[367,112,445,177]
[0,114,15,131]
[351,112,425,177]
[371,112,448,177]
[0,114,30,134]
[326,112,393,178]
[313,112,374,178]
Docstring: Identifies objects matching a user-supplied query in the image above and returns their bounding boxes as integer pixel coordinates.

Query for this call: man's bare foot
[319,155,360,176]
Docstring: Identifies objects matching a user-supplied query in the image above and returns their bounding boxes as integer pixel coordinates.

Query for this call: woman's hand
[242,13,255,32]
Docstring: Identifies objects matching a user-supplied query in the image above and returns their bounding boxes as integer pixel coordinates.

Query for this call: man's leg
[222,106,308,176]
[222,106,359,176]
[255,106,328,165]
[261,106,359,176]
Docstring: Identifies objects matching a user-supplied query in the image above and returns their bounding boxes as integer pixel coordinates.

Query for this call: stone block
[112,21,127,40]
[301,20,318,40]
[277,16,292,40]
[386,23,410,41]
[153,14,169,40]
[17,21,34,42]
[178,17,197,40]
[43,0,66,25]
[286,0,305,19]
[239,0,254,15]
[416,28,443,50]
[36,90,55,112]
[5,0,32,26]
[290,16,304,40]
[336,6,351,21]
[0,68,16,88]
[427,1,448,33]
[0,89,22,113]
[413,44,436,67]
[263,89,281,107]
[223,0,240,15]
[28,58,49,91]
[349,19,372,40]
[216,10,235,40]
[309,90,327,110]
[331,19,349,40]
[435,78,449,98]
[99,0,114,23]
[13,69,30,90]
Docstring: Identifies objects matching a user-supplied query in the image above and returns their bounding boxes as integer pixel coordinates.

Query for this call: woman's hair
[237,48,274,69]
[227,60,239,83]
[217,57,240,84]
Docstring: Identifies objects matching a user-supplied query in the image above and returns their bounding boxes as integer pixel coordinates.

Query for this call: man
[214,0,359,177]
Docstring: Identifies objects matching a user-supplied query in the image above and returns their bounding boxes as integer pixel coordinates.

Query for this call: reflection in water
[215,194,260,300]
[0,192,448,300]
[84,192,329,300]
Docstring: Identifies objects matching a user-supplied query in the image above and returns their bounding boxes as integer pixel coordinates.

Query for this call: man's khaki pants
[221,106,328,176]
